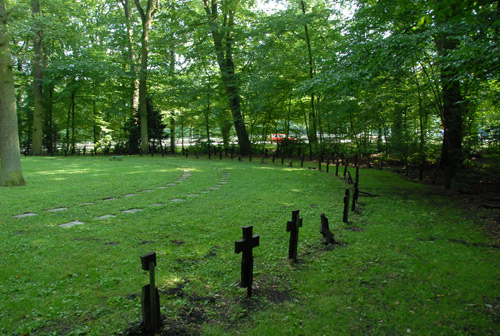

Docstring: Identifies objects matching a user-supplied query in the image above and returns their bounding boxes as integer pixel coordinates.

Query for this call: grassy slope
[0,156,498,335]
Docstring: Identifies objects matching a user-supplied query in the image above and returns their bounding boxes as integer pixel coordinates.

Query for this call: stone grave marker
[286,210,303,262]
[140,252,162,332]
[319,213,336,245]
[13,212,38,218]
[59,220,84,228]
[235,226,259,298]
[123,209,143,214]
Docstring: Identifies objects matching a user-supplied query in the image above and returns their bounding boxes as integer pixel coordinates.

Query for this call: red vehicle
[268,134,296,143]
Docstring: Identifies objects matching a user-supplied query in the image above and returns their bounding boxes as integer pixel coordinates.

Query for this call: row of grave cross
[138,209,339,331]
[138,163,362,332]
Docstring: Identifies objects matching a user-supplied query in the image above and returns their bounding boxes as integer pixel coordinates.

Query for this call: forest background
[1,0,499,186]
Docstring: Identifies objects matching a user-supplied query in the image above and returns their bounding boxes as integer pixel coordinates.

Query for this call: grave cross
[235,226,260,298]
[286,210,303,262]
[320,213,336,245]
[140,252,162,332]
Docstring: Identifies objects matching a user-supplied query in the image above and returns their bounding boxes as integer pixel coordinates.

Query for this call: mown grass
[0,156,498,335]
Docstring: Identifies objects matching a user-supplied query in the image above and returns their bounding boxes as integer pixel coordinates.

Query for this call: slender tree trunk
[301,0,318,153]
[31,0,44,156]
[16,58,23,148]
[133,0,157,154]
[120,0,139,115]
[66,99,71,153]
[0,0,25,186]
[203,0,252,155]
[44,81,54,154]
[170,116,176,153]
[71,89,76,154]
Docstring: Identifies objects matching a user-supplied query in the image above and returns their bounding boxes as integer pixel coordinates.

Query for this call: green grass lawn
[0,156,499,335]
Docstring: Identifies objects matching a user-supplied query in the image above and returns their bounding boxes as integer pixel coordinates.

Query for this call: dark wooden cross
[235,226,260,298]
[287,210,303,262]
[343,188,350,223]
[140,252,162,332]
[319,213,336,245]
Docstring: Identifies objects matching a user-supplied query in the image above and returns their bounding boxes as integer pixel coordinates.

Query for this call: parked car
[268,134,297,142]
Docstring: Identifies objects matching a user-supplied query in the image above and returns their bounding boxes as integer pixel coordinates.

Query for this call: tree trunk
[301,0,318,154]
[436,34,463,169]
[0,0,26,186]
[44,81,54,154]
[203,0,252,155]
[71,89,76,154]
[434,0,465,189]
[120,0,139,115]
[31,0,44,156]
[170,116,176,153]
[133,0,157,154]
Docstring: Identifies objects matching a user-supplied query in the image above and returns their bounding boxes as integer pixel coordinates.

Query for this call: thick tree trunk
[31,0,44,156]
[134,0,156,154]
[0,0,26,186]
[434,1,465,188]
[203,0,252,155]
[436,35,463,169]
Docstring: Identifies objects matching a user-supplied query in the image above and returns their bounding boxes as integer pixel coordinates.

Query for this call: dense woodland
[0,0,499,186]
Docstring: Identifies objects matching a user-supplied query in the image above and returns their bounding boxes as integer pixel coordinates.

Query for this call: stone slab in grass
[219,181,229,185]
[170,199,185,202]
[149,203,165,207]
[209,187,220,190]
[13,212,37,218]
[59,220,85,228]
[201,191,211,194]
[96,215,116,220]
[141,189,153,193]
[167,183,177,186]
[81,202,95,206]
[103,197,117,201]
[122,209,143,214]
[46,207,68,212]
[187,194,199,197]
[124,193,137,197]
[157,186,168,189]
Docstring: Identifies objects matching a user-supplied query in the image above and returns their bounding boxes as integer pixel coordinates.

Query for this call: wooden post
[343,188,350,223]
[286,210,303,262]
[140,252,162,332]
